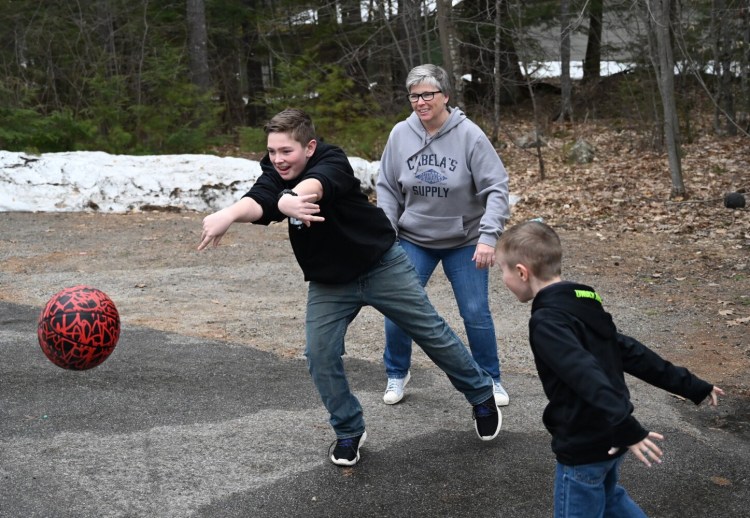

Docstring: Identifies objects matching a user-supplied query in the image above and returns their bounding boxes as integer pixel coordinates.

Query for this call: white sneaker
[493,380,510,407]
[383,371,411,405]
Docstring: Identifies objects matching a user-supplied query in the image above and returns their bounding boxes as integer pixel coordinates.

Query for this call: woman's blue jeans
[554,456,647,518]
[305,243,494,438]
[383,239,501,381]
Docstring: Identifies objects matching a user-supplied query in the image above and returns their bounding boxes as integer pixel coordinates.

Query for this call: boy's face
[497,253,534,303]
[267,132,316,182]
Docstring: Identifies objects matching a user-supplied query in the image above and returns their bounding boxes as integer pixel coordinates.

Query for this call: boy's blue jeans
[383,239,501,381]
[305,242,494,438]
[554,456,647,518]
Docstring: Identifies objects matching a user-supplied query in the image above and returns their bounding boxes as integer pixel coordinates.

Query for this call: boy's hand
[198,210,234,250]
[609,432,664,467]
[706,386,725,406]
[278,193,324,227]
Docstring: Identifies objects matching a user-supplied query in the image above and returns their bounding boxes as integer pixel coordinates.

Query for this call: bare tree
[340,0,363,24]
[187,0,210,92]
[712,0,737,135]
[744,0,750,123]
[241,1,266,126]
[647,0,686,197]
[558,0,574,122]
[96,0,119,77]
[492,0,502,140]
[582,0,603,81]
[437,0,464,106]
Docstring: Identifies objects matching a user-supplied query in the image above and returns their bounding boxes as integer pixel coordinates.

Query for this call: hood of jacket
[531,281,616,340]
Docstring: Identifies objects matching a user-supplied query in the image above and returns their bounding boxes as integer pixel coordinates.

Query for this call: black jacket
[244,142,396,284]
[529,281,713,465]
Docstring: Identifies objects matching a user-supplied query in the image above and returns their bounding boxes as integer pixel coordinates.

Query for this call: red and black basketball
[37,285,120,370]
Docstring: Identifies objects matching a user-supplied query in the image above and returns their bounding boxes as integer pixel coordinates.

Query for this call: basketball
[37,285,120,370]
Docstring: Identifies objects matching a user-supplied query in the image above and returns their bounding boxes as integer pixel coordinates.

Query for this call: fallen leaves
[502,117,750,334]
[505,120,749,248]
[727,316,750,327]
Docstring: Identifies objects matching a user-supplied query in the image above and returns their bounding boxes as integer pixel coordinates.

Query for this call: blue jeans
[305,243,494,438]
[383,239,501,381]
[554,456,648,518]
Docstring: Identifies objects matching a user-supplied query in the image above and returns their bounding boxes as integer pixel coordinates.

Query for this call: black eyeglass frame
[407,91,442,103]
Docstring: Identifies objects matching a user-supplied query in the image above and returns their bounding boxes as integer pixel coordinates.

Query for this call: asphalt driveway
[1,300,748,518]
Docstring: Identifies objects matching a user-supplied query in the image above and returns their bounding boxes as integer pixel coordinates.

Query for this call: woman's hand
[473,243,496,269]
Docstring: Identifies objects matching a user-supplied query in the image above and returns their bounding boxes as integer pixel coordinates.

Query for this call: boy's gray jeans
[304,242,494,438]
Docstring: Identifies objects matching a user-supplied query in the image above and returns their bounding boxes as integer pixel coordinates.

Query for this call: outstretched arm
[609,431,665,467]
[609,387,724,467]
[198,197,263,250]
[618,333,716,405]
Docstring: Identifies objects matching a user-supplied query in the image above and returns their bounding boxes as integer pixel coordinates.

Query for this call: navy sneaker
[473,396,501,440]
[329,431,367,466]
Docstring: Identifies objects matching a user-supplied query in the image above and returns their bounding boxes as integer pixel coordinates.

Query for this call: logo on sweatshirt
[575,289,602,303]
[413,168,449,197]
[415,169,447,184]
[407,153,458,172]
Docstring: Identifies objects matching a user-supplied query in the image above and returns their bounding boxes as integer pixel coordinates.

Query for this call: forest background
[1,0,748,252]
[0,1,747,162]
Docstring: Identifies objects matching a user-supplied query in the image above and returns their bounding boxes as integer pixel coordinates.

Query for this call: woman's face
[408,82,449,130]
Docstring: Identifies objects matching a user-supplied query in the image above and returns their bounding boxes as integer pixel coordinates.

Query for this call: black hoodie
[529,281,713,465]
[244,142,396,284]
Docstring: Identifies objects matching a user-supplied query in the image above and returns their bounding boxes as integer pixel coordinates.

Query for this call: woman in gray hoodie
[376,64,511,407]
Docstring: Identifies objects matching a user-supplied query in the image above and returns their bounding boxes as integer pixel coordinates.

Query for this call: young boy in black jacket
[496,220,724,517]
[198,108,500,467]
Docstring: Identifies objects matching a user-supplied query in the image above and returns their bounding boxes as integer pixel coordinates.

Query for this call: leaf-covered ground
[502,118,749,397]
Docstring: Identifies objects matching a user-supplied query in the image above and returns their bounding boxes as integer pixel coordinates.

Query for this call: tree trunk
[718,0,736,135]
[527,77,546,181]
[340,0,362,24]
[186,0,210,92]
[712,0,737,135]
[744,0,750,122]
[493,0,502,142]
[371,0,398,109]
[558,0,573,122]
[582,0,603,81]
[437,0,463,107]
[460,0,524,107]
[241,11,266,126]
[711,1,721,132]
[96,0,118,77]
[397,0,423,69]
[649,0,685,198]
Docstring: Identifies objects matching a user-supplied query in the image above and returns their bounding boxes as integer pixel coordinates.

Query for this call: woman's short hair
[405,64,452,99]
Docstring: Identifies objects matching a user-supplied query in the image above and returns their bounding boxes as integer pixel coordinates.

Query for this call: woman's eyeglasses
[407,91,441,103]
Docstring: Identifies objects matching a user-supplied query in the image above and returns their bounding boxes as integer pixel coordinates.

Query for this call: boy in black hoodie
[198,108,500,467]
[496,220,724,517]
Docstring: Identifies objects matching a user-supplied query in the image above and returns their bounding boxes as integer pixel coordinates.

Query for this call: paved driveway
[1,301,747,517]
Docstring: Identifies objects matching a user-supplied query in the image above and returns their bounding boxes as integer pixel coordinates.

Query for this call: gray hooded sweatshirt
[376,107,510,249]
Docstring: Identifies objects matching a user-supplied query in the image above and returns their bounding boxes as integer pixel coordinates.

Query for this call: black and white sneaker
[473,396,502,441]
[329,431,367,466]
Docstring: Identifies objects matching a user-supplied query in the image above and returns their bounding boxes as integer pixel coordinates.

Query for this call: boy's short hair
[264,108,317,146]
[499,221,562,281]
